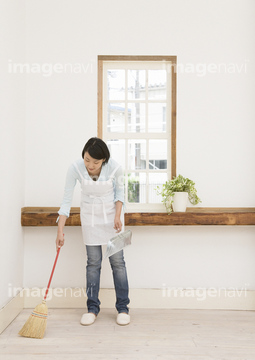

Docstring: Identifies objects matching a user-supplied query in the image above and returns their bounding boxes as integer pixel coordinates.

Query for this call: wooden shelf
[21,207,255,226]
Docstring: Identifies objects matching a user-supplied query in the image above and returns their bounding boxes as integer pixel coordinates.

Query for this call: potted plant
[156,174,201,214]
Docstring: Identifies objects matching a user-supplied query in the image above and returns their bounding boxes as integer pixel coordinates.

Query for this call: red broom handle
[43,246,61,301]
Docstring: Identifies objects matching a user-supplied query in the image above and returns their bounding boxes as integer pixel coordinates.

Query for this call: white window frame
[98,56,177,212]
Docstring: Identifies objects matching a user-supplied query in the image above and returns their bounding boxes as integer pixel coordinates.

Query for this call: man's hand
[56,233,65,251]
[114,216,122,233]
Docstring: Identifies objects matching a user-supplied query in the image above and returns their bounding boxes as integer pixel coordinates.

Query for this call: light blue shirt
[58,158,125,218]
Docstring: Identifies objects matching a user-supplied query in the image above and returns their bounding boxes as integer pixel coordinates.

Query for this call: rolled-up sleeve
[114,165,125,209]
[58,164,78,218]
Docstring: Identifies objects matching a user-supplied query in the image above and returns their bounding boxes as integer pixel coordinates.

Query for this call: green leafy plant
[127,174,140,203]
[156,174,201,214]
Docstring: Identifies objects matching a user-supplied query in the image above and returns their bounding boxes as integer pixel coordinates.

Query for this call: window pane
[128,172,146,203]
[107,103,125,132]
[107,70,125,100]
[128,139,146,170]
[149,140,167,170]
[149,173,168,203]
[127,103,145,133]
[148,103,166,133]
[107,139,125,167]
[128,70,146,100]
[148,70,167,100]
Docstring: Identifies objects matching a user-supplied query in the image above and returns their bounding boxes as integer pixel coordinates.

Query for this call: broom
[18,246,61,339]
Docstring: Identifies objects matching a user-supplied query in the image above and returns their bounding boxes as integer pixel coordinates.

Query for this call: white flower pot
[172,192,188,212]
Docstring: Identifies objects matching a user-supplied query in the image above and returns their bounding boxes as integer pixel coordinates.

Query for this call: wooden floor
[1,308,255,359]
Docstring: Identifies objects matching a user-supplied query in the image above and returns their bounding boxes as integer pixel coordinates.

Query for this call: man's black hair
[82,137,110,164]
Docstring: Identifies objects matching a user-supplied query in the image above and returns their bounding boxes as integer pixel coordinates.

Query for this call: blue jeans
[85,245,130,315]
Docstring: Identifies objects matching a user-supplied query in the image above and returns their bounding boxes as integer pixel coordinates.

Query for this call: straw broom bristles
[18,246,61,339]
[18,300,48,339]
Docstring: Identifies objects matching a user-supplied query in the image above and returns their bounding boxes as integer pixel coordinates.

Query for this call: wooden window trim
[97,55,177,178]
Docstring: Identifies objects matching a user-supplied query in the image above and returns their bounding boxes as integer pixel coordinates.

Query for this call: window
[98,56,176,212]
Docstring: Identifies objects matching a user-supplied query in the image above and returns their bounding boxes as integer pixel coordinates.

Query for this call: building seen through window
[99,57,176,211]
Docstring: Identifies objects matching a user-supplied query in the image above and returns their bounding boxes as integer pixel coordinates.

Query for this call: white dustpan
[103,230,132,259]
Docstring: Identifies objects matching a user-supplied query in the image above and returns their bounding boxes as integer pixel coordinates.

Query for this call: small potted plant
[156,174,201,214]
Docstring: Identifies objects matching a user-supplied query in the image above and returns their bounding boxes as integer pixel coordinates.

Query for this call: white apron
[74,163,125,246]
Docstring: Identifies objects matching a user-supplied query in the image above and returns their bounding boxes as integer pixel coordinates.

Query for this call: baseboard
[21,288,255,311]
[1,287,254,333]
[0,292,24,335]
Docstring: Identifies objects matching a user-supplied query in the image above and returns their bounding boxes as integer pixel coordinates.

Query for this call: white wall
[21,0,255,294]
[0,0,26,308]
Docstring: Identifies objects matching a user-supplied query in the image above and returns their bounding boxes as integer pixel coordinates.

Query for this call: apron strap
[74,163,84,180]
[89,195,108,227]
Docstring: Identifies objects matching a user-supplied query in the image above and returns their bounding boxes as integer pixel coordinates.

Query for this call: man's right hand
[56,233,65,252]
